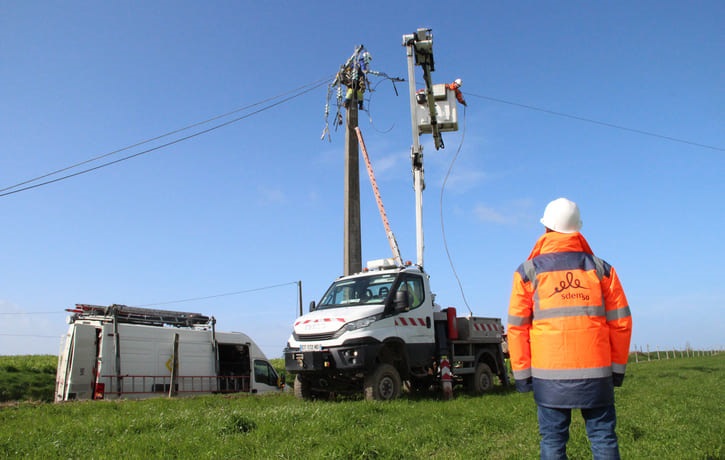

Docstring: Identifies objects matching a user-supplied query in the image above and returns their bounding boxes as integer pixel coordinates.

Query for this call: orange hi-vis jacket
[446,82,467,105]
[508,232,632,408]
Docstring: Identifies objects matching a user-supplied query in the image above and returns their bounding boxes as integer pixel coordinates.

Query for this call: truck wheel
[294,374,313,400]
[364,363,401,401]
[471,362,494,394]
[294,374,331,400]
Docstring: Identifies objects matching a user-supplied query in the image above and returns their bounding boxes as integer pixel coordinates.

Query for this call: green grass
[0,355,56,403]
[0,354,722,458]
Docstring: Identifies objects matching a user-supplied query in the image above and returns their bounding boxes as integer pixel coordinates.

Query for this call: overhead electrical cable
[0,333,61,338]
[439,105,473,316]
[466,92,724,152]
[0,312,64,315]
[0,77,332,198]
[0,281,300,317]
[132,281,299,307]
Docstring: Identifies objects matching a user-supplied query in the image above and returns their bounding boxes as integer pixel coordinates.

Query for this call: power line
[439,105,472,316]
[0,282,299,319]
[0,312,64,315]
[0,78,332,198]
[0,334,61,339]
[4,80,718,199]
[132,281,299,307]
[467,92,724,152]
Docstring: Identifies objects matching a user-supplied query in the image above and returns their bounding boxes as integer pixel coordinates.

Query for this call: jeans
[537,404,620,460]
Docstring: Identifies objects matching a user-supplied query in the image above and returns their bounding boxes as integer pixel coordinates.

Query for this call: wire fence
[628,346,721,363]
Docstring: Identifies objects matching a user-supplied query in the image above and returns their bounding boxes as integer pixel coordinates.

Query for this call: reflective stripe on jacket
[507,232,632,408]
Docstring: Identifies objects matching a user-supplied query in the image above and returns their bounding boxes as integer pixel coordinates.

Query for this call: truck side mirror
[309,300,317,312]
[394,290,410,312]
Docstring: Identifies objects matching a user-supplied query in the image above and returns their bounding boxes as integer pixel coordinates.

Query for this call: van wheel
[294,374,313,400]
[364,363,401,401]
[470,362,494,394]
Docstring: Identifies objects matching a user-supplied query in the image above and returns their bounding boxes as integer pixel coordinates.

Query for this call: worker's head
[454,78,462,87]
[540,198,582,233]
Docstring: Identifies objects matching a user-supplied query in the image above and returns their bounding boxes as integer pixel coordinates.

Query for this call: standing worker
[508,198,632,459]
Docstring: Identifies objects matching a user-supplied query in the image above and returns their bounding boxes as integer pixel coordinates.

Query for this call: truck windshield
[317,273,396,309]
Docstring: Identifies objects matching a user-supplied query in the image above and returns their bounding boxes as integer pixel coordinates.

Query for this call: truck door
[393,274,436,366]
[62,324,99,400]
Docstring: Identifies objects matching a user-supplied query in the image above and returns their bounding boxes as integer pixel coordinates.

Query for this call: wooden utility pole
[343,98,362,275]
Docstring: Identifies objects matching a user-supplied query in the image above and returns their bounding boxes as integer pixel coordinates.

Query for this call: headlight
[331,315,380,339]
[344,315,378,332]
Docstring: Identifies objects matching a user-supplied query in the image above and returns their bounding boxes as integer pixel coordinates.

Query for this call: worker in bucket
[446,78,467,106]
[507,198,632,459]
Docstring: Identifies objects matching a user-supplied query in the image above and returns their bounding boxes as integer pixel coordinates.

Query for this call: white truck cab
[286,261,435,400]
[285,260,506,400]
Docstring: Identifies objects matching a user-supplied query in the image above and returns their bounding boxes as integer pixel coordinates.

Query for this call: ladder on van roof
[69,303,212,328]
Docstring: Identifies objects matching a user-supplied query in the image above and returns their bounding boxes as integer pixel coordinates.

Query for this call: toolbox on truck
[456,317,503,341]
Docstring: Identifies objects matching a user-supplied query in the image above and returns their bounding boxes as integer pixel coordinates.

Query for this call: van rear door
[62,324,99,400]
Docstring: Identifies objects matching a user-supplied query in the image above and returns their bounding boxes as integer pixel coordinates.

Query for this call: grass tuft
[222,413,257,434]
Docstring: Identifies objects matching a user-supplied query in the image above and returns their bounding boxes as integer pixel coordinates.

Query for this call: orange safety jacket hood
[508,231,632,408]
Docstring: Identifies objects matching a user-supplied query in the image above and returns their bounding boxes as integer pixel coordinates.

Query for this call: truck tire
[294,374,332,400]
[470,362,494,394]
[294,374,310,399]
[364,363,401,401]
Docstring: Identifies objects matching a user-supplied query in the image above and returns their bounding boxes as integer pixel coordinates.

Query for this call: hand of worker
[612,373,625,387]
[515,377,533,393]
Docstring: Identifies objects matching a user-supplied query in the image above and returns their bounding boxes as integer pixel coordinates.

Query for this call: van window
[253,360,279,387]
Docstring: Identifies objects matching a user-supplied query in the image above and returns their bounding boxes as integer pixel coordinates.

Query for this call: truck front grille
[294,331,336,341]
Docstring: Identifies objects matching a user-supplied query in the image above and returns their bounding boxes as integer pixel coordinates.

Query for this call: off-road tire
[294,374,313,400]
[470,362,494,394]
[364,363,401,401]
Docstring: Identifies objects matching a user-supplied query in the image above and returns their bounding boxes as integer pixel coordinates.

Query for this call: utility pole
[343,96,362,276]
[322,45,401,275]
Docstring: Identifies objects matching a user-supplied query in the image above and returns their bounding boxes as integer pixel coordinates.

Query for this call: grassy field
[0,355,56,403]
[0,353,722,458]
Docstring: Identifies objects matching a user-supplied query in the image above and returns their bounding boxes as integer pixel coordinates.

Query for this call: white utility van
[55,304,283,401]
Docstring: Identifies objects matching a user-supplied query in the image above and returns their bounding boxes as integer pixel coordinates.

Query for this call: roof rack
[69,304,212,328]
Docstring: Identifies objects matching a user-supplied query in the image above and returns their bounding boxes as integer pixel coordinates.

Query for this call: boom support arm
[403,28,441,268]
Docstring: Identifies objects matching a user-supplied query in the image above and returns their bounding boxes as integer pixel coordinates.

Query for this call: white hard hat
[540,198,583,233]
[454,78,462,86]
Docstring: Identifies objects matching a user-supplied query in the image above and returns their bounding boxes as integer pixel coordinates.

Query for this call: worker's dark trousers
[537,404,620,460]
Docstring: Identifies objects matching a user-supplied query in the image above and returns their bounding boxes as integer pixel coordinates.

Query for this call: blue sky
[1,1,723,358]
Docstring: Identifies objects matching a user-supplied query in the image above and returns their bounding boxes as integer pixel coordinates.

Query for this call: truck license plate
[300,343,322,352]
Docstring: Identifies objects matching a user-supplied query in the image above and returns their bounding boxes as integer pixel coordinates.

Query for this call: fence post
[169,333,179,398]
